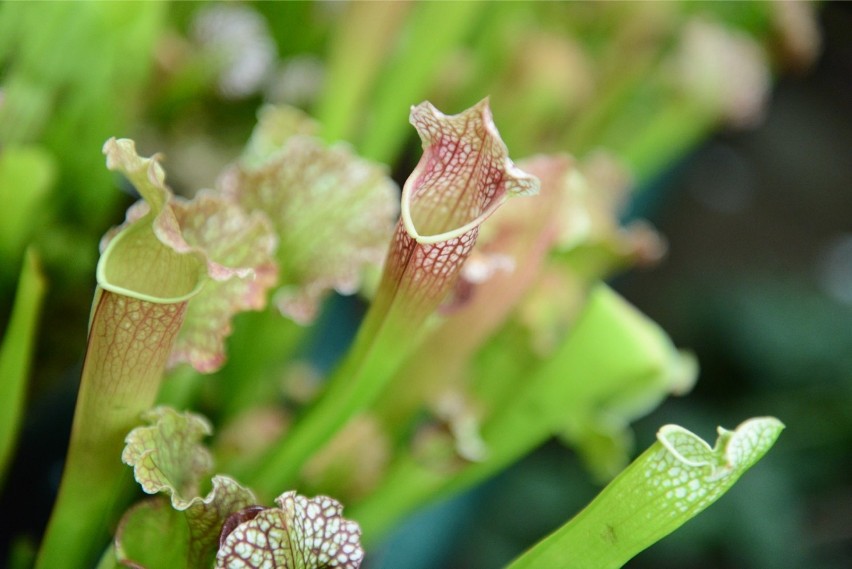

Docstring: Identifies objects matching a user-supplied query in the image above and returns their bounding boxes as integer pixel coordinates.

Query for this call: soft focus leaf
[315,2,411,144]
[0,1,164,226]
[357,1,485,164]
[122,407,214,498]
[216,492,363,569]
[673,17,770,128]
[241,106,319,169]
[351,285,694,541]
[525,286,696,479]
[189,4,276,101]
[302,415,392,501]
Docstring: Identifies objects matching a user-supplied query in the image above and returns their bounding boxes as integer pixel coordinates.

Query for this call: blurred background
[1,2,849,568]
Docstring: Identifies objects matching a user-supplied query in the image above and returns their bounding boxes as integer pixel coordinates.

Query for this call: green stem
[94,544,120,569]
[156,365,204,411]
[562,47,661,156]
[619,99,715,183]
[35,289,188,569]
[314,1,410,144]
[245,272,433,498]
[358,1,485,163]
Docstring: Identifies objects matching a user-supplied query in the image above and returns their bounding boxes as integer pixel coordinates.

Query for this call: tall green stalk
[35,289,193,569]
[36,140,209,569]
[0,249,47,485]
[508,418,784,568]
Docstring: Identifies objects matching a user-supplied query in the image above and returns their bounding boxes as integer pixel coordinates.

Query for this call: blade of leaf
[506,417,784,569]
[0,147,55,270]
[0,248,47,485]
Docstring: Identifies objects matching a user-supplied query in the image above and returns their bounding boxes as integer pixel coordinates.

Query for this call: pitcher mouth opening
[97,225,206,304]
[400,99,539,246]
[401,184,509,245]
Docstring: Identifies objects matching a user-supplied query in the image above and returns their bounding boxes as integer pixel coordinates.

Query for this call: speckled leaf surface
[221,105,397,324]
[402,99,539,243]
[216,492,363,569]
[508,417,784,569]
[613,417,784,536]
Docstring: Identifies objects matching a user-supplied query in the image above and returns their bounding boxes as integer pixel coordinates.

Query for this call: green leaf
[215,492,363,569]
[507,417,784,569]
[350,285,695,542]
[121,407,258,568]
[240,105,319,169]
[0,248,46,486]
[0,2,165,226]
[524,285,696,478]
[99,138,207,303]
[314,2,411,144]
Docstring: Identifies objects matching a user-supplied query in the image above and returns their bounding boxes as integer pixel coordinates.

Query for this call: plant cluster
[0,2,821,568]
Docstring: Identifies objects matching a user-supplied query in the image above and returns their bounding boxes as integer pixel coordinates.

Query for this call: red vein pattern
[216,492,363,569]
[384,100,539,319]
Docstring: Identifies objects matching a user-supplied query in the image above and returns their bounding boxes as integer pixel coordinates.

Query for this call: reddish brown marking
[218,505,265,547]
